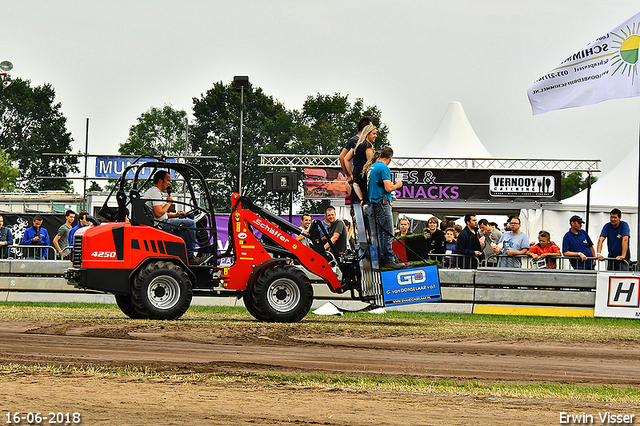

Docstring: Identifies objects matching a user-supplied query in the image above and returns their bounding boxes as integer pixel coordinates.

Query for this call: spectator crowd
[329,115,633,271]
[0,210,93,260]
[389,208,630,271]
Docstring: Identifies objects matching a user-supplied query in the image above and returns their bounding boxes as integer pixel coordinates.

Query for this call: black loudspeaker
[266,172,298,193]
[233,76,249,91]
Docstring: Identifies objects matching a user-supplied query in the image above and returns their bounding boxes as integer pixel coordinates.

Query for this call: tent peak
[417,102,491,158]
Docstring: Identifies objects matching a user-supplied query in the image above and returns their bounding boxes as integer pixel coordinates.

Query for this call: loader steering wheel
[182,209,199,219]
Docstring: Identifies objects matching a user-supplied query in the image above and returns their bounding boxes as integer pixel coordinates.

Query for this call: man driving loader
[143,170,205,265]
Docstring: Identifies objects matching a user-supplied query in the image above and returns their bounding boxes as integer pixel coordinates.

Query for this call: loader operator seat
[129,189,181,234]
[308,220,334,259]
[129,190,155,227]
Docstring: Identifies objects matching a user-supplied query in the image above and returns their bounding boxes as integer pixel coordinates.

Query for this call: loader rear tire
[250,264,313,323]
[132,261,192,320]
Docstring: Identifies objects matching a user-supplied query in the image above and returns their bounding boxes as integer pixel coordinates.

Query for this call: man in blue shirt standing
[21,215,50,259]
[596,208,630,271]
[562,215,596,270]
[68,211,91,246]
[493,217,529,268]
[366,147,404,269]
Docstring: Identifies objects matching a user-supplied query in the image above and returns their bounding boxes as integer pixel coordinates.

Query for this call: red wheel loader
[65,159,399,322]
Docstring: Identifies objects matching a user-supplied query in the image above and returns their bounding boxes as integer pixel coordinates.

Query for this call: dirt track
[0,319,638,425]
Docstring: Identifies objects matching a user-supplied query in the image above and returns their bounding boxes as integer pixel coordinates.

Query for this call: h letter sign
[608,277,640,308]
[595,273,640,319]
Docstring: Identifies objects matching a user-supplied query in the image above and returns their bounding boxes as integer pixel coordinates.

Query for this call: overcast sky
[4,1,640,186]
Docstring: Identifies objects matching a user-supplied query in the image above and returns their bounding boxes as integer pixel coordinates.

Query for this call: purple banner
[213,214,323,252]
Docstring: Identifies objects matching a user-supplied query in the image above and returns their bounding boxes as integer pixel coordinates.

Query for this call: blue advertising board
[381,265,441,307]
[95,157,176,179]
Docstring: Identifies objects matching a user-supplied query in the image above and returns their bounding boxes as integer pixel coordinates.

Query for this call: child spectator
[443,227,457,268]
[527,230,561,269]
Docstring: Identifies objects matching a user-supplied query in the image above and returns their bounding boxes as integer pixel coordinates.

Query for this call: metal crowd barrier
[427,253,481,269]
[485,254,630,271]
[0,244,70,260]
[427,253,632,272]
[0,252,622,315]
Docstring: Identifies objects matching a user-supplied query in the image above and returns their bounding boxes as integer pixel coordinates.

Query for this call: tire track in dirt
[0,322,639,385]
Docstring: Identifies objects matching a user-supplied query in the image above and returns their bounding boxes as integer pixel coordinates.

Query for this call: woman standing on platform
[344,124,376,204]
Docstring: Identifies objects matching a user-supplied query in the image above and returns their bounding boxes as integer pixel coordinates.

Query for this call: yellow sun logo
[611,23,640,83]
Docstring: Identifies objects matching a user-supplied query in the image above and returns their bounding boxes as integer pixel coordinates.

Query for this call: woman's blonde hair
[361,150,381,178]
[355,123,377,149]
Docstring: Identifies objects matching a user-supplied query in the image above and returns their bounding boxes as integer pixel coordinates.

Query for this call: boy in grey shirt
[53,210,75,259]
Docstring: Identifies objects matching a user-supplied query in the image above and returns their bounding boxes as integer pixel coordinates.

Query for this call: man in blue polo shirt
[68,211,91,246]
[562,215,596,270]
[597,208,630,271]
[366,146,404,269]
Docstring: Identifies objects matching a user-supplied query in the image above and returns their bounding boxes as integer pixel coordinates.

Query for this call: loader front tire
[243,290,265,321]
[250,264,313,323]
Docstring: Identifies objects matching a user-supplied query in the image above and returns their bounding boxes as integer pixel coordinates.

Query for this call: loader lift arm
[228,194,344,293]
[234,195,360,281]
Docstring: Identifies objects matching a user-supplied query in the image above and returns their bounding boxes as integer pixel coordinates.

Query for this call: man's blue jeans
[365,198,396,264]
[161,218,196,256]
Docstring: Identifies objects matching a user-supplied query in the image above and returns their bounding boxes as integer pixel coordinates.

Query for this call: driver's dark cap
[570,215,584,224]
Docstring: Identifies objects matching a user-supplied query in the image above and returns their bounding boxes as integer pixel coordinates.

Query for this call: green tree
[0,78,79,191]
[292,93,388,155]
[119,105,188,157]
[87,181,102,192]
[0,148,19,192]
[561,172,597,200]
[292,93,389,213]
[190,81,296,212]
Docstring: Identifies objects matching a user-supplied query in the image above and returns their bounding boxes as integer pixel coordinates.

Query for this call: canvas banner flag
[527,11,640,115]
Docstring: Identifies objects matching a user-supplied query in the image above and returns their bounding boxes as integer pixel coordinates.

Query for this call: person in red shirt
[527,230,561,269]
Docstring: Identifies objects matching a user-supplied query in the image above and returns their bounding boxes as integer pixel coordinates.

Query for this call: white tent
[521,145,638,261]
[417,101,492,158]
[563,145,637,208]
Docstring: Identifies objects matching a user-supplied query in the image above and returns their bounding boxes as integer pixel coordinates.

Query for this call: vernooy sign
[489,175,556,197]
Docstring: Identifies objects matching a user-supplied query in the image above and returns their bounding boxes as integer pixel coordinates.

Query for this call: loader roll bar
[99,159,218,264]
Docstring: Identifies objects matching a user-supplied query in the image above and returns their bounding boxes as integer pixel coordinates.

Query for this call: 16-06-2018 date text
[5,412,81,424]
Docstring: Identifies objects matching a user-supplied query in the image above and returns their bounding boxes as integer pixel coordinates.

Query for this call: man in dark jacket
[455,214,484,268]
[424,217,446,260]
[0,215,14,259]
